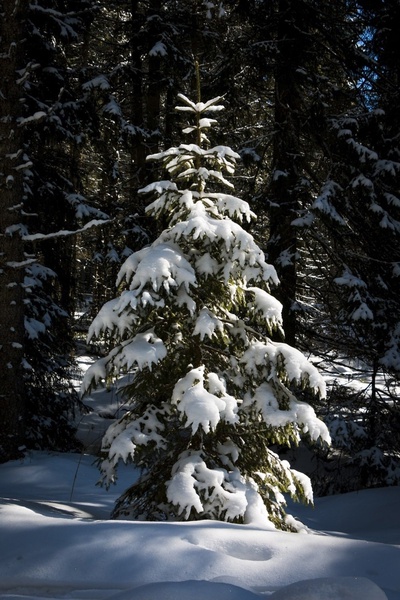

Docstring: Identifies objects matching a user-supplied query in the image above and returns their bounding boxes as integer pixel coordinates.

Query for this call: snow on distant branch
[351,302,373,320]
[149,41,167,57]
[22,219,111,242]
[334,269,367,288]
[82,75,111,91]
[6,258,37,269]
[17,111,47,126]
[312,181,346,225]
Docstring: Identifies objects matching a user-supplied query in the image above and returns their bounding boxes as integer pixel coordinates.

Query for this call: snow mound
[109,580,260,599]
[0,453,398,600]
[270,576,388,599]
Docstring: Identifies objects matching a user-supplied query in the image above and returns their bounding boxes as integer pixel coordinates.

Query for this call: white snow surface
[0,450,399,600]
[1,359,399,600]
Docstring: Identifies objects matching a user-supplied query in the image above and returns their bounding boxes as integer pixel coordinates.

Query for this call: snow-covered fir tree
[82,93,330,529]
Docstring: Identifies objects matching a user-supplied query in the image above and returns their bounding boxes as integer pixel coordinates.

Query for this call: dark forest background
[1,0,400,495]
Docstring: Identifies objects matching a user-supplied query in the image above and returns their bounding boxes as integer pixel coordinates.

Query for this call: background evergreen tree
[83,92,330,528]
[289,0,400,492]
[20,0,106,450]
[0,0,108,456]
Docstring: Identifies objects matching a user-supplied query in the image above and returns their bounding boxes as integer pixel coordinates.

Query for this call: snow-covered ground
[0,450,399,600]
[0,353,399,600]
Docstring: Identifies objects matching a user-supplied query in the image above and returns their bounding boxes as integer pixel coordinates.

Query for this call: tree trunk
[0,0,29,460]
[267,0,303,346]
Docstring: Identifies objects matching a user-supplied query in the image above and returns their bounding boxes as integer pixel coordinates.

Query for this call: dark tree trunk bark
[267,0,303,346]
[0,0,29,460]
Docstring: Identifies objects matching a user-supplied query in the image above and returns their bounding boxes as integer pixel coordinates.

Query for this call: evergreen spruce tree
[82,93,330,529]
